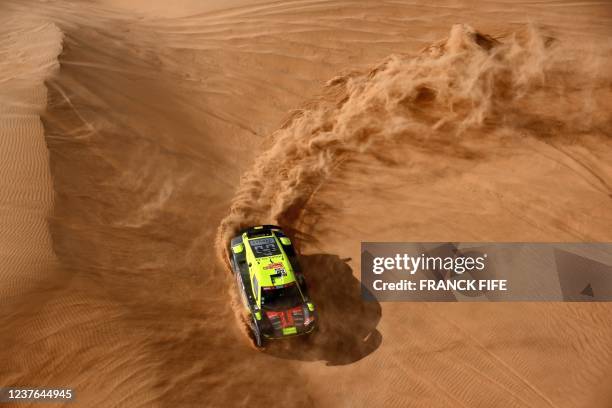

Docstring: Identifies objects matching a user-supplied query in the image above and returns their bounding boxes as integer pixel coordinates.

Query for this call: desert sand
[1,0,611,407]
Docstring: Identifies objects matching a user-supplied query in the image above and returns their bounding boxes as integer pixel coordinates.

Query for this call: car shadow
[263,253,382,366]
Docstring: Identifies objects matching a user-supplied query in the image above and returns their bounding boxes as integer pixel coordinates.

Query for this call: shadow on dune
[264,254,382,366]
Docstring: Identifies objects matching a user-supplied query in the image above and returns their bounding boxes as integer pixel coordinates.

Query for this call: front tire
[250,316,263,348]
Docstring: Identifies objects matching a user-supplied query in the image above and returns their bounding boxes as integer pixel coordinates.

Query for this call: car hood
[264,303,314,332]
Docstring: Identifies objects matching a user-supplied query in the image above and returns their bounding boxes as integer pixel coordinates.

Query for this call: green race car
[228,225,317,347]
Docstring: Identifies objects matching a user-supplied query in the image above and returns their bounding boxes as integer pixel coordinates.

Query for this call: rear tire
[229,256,236,274]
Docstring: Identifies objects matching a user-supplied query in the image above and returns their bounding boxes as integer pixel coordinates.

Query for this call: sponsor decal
[264,262,287,278]
[263,262,284,270]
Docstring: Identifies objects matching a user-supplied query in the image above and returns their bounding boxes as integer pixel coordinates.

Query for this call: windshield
[249,237,281,258]
[261,284,302,310]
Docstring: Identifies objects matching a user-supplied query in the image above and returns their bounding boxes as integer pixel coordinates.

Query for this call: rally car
[228,225,316,347]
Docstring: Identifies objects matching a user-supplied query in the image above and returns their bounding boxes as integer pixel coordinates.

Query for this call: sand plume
[217,23,608,246]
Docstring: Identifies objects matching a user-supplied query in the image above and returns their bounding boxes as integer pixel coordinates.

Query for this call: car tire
[250,316,263,348]
[229,256,235,274]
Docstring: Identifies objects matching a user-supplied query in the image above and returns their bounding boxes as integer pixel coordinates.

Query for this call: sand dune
[1,0,611,407]
[0,13,61,302]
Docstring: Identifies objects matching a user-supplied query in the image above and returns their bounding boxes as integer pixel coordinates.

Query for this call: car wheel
[250,316,263,348]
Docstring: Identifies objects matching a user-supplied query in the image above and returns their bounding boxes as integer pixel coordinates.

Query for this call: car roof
[244,232,296,287]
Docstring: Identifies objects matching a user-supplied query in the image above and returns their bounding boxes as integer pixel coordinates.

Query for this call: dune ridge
[0,15,62,299]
